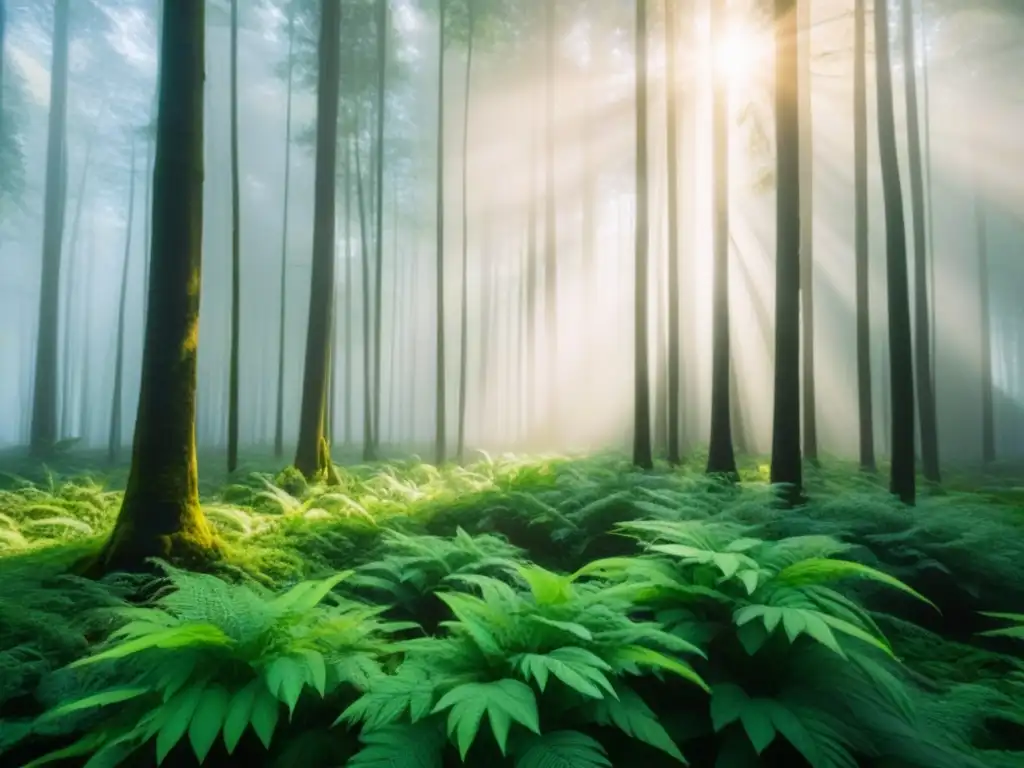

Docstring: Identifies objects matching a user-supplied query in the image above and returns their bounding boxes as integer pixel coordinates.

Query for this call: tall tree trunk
[60,135,94,438]
[919,0,936,387]
[141,0,163,324]
[543,0,558,440]
[108,138,137,464]
[853,0,875,471]
[664,0,682,465]
[227,0,241,472]
[274,4,296,459]
[370,0,388,459]
[975,187,994,464]
[770,0,803,499]
[344,137,354,446]
[874,0,916,504]
[78,209,97,441]
[706,0,737,478]
[456,0,475,463]
[30,0,71,457]
[900,0,939,483]
[525,109,538,443]
[293,0,342,483]
[386,184,400,445]
[797,0,818,464]
[88,0,214,573]
[434,0,448,463]
[632,0,653,470]
[356,129,374,457]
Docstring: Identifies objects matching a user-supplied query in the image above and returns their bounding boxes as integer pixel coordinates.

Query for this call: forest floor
[1,449,1023,767]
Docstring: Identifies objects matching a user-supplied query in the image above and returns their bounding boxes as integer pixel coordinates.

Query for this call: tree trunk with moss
[293,0,342,482]
[90,0,214,574]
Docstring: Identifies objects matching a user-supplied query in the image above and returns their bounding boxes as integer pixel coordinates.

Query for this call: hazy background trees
[0,0,1022,474]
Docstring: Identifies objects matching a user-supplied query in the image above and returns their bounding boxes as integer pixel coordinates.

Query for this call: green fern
[341,562,706,763]
[25,564,408,767]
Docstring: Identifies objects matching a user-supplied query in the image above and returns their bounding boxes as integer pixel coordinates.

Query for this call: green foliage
[22,564,408,766]
[1,454,1023,766]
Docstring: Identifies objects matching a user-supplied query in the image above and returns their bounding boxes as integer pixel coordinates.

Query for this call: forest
[0,0,1023,766]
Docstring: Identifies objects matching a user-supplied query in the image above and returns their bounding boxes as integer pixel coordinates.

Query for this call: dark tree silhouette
[874,0,917,504]
[633,0,652,470]
[770,0,803,500]
[853,0,875,471]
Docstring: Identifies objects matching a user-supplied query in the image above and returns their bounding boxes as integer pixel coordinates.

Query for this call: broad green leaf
[188,685,231,762]
[40,687,152,721]
[513,730,612,768]
[773,558,937,611]
[156,685,205,764]
[222,679,261,754]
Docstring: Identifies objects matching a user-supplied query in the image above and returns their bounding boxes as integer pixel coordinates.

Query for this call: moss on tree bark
[81,0,217,576]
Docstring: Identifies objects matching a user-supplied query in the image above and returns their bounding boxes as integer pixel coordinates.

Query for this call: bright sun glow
[713,22,770,85]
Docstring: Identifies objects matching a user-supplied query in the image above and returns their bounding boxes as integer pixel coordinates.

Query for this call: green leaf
[612,645,709,692]
[432,679,540,759]
[250,684,281,750]
[188,685,231,762]
[71,625,233,668]
[347,723,446,768]
[773,558,937,611]
[513,730,612,768]
[526,615,593,641]
[588,688,687,763]
[264,655,307,716]
[514,647,614,699]
[40,687,152,721]
[156,685,205,764]
[296,649,328,696]
[710,684,748,732]
[222,679,261,754]
[270,570,353,614]
[738,700,777,754]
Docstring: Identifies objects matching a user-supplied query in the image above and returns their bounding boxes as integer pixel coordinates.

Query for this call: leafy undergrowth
[0,452,1022,767]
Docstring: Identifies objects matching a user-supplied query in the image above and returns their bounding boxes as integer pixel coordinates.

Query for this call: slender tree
[543,0,558,438]
[633,0,653,470]
[664,0,682,465]
[30,0,71,457]
[706,0,737,478]
[343,136,354,446]
[900,0,940,483]
[456,0,476,462]
[853,0,875,471]
[975,185,995,463]
[369,0,388,459]
[770,0,803,498]
[874,0,916,504]
[227,0,242,472]
[108,137,137,464]
[88,0,215,572]
[294,0,342,482]
[60,134,94,438]
[434,0,448,463]
[274,2,296,459]
[797,0,818,464]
